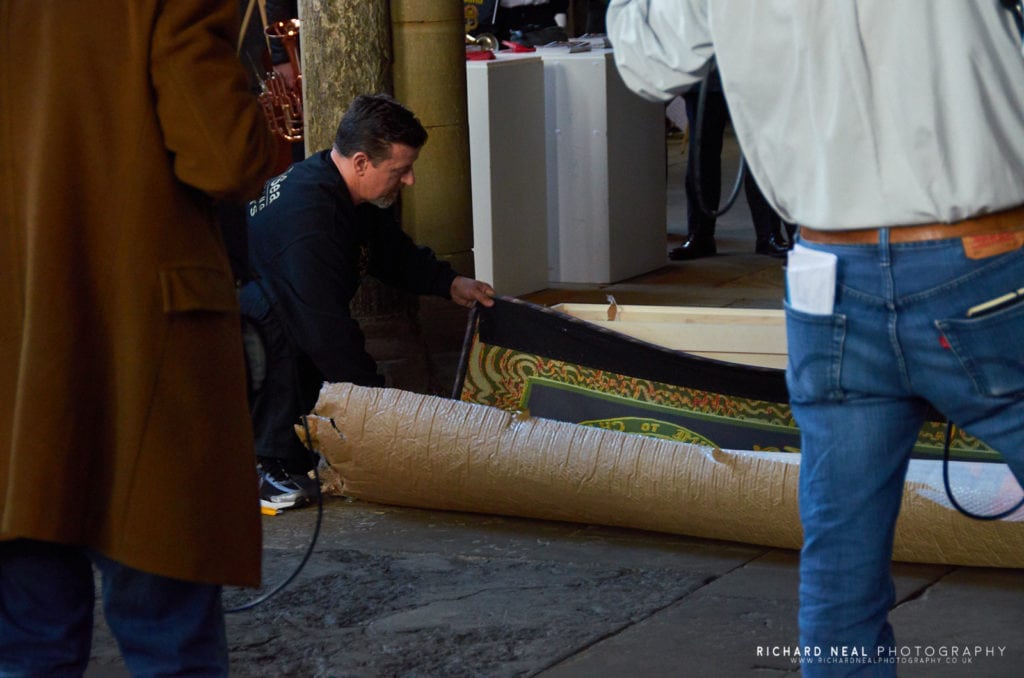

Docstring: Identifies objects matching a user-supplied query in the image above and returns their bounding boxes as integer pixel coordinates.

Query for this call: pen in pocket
[966,287,1024,318]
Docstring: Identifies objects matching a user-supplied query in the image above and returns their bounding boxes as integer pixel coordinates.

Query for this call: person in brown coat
[0,1,277,674]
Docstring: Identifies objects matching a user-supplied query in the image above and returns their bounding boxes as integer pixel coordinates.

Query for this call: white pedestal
[466,57,549,297]
[526,48,666,284]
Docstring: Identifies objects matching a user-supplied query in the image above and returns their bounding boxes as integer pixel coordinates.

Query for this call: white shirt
[608,0,1024,230]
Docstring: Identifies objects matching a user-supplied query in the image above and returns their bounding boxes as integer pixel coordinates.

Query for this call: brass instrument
[465,33,499,53]
[258,19,303,142]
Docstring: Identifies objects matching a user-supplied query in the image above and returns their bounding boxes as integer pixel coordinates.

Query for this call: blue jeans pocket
[785,303,847,403]
[936,299,1024,398]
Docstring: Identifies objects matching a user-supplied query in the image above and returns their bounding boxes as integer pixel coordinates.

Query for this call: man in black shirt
[240,94,495,509]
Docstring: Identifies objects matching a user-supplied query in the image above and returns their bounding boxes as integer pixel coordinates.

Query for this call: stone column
[390,0,474,275]
[391,1,477,397]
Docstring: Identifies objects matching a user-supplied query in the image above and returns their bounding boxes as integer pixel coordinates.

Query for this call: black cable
[691,60,745,220]
[226,415,324,613]
[941,421,1024,521]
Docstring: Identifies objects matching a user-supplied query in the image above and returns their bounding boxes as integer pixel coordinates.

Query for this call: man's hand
[450,276,496,308]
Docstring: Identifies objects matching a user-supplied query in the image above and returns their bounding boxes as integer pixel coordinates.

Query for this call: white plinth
[521,48,667,284]
[466,57,549,297]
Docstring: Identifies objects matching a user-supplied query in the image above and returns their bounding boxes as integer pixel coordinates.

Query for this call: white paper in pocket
[786,244,838,315]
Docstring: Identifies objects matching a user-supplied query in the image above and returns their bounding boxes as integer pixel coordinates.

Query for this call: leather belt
[799,204,1024,244]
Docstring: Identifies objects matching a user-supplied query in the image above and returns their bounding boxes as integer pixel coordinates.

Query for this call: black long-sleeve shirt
[246,150,457,384]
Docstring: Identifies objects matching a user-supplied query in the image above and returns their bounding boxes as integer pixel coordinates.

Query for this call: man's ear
[352,151,370,175]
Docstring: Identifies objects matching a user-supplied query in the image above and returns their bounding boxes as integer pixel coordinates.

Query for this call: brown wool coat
[0,1,277,586]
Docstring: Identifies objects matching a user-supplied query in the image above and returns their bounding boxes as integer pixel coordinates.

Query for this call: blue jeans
[0,539,228,676]
[786,231,1024,676]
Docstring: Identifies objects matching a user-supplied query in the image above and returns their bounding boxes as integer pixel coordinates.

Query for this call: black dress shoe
[754,233,790,259]
[669,234,717,261]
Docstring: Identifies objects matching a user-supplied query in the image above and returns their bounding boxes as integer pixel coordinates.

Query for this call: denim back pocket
[935,300,1024,398]
[784,303,847,404]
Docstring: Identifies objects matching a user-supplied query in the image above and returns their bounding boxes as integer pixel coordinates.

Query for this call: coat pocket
[159,265,238,314]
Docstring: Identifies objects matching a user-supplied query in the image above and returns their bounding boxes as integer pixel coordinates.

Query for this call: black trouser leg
[239,282,320,473]
[683,86,728,239]
[744,172,783,245]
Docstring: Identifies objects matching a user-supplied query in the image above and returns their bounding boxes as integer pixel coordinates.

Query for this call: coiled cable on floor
[942,421,1024,521]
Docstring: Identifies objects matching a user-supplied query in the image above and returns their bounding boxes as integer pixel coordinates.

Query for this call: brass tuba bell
[466,33,499,53]
[258,18,303,142]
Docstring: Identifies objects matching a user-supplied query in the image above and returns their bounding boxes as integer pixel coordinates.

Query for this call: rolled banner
[304,383,1024,568]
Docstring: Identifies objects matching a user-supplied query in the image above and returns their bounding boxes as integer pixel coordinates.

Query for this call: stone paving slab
[888,567,1024,677]
[216,501,769,676]
[537,550,803,678]
[535,551,971,678]
[86,497,1024,677]
[87,499,765,676]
